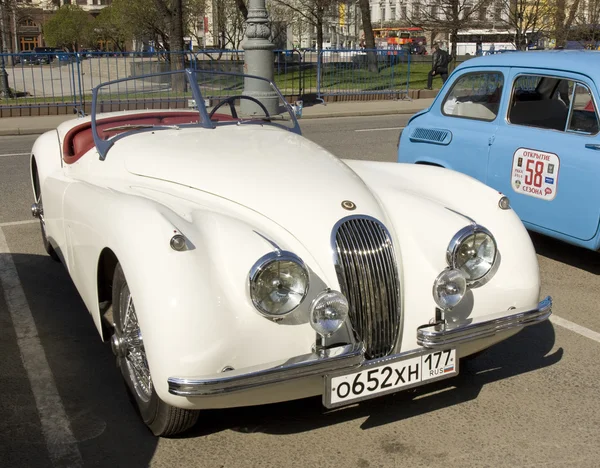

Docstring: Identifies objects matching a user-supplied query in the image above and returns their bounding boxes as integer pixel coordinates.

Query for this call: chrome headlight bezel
[249,251,310,318]
[446,224,498,287]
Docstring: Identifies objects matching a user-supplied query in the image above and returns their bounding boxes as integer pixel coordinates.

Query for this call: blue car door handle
[585,144,600,150]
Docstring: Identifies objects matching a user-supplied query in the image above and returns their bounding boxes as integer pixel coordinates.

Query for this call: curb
[0,127,57,136]
[0,105,431,136]
[300,107,429,119]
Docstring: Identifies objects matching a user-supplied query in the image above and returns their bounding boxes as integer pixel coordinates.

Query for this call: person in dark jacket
[426,44,450,90]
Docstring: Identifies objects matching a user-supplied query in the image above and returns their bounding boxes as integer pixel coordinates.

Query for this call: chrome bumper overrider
[167,297,552,397]
[417,296,552,348]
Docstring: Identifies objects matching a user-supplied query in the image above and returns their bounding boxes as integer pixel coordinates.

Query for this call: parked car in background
[30,69,551,436]
[21,51,48,65]
[399,50,600,250]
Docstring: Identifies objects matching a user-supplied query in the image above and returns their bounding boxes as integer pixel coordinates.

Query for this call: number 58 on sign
[511,148,560,201]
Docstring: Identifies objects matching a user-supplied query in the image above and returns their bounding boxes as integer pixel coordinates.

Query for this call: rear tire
[111,263,199,436]
[32,170,60,262]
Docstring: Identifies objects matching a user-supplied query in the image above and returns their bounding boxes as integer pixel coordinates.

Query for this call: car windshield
[91,69,300,160]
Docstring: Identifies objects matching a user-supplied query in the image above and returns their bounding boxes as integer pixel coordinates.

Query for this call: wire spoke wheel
[111,263,199,436]
[118,291,153,402]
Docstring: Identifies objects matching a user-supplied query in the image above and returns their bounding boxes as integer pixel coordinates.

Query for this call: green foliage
[42,5,94,51]
[94,5,133,51]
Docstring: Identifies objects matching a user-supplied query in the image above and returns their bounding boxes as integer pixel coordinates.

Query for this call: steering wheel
[208,95,271,120]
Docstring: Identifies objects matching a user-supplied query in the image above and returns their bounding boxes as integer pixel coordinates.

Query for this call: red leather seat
[63,112,206,164]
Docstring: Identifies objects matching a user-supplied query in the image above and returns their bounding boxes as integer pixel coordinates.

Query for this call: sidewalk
[0,98,435,137]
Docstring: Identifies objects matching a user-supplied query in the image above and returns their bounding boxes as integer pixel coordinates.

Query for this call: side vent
[409,128,452,145]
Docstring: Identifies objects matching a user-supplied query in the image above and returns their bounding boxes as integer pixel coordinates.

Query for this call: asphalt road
[0,115,599,468]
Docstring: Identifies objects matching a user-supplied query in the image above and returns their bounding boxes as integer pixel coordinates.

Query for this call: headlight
[310,290,348,337]
[249,252,309,317]
[447,225,497,285]
[432,269,467,310]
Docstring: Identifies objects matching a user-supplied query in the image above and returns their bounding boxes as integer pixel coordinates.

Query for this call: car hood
[121,125,390,243]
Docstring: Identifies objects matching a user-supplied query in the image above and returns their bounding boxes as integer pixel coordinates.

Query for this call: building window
[401,5,407,19]
[20,36,39,51]
[431,4,438,18]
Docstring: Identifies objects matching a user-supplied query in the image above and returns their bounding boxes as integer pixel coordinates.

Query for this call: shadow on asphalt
[2,253,157,468]
[529,231,600,275]
[186,315,561,438]
[3,250,562,454]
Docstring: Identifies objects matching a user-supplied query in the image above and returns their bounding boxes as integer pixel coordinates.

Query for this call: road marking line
[355,126,404,132]
[0,227,83,467]
[0,220,38,227]
[551,315,600,344]
[0,152,30,157]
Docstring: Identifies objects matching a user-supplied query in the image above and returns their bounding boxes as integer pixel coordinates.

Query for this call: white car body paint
[30,113,542,410]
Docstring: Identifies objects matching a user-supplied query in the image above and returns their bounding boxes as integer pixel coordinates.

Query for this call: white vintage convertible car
[30,70,552,436]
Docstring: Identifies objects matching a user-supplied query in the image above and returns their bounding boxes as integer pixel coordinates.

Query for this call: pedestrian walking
[426,44,451,90]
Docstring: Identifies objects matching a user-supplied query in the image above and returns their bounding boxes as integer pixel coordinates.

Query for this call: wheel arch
[96,247,119,340]
[31,155,39,199]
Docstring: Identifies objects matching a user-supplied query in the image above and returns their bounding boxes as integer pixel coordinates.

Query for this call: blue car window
[441,72,504,121]
[509,75,598,135]
[567,83,599,135]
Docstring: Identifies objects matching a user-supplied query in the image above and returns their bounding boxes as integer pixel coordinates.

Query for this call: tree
[185,0,208,48]
[94,5,132,51]
[496,0,551,50]
[214,0,247,50]
[42,4,94,51]
[571,0,600,46]
[358,0,377,72]
[270,0,339,51]
[553,0,580,48]
[411,0,488,57]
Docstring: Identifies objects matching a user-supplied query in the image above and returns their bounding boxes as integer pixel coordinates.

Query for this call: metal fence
[0,49,417,117]
[316,49,411,100]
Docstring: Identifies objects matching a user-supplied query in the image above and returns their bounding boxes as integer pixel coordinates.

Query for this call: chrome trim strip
[417,296,552,348]
[167,298,552,397]
[167,343,365,396]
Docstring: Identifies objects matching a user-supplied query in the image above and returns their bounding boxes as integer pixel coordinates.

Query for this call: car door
[400,68,506,183]
[487,69,600,242]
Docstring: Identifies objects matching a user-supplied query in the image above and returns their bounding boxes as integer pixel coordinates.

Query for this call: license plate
[324,349,458,408]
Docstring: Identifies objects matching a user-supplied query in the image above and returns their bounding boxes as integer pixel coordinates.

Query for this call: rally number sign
[511,148,560,201]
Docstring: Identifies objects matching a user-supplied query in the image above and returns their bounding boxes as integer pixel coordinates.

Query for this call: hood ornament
[341,200,356,211]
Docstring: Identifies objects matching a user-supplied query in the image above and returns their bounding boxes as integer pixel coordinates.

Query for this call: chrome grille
[333,216,401,359]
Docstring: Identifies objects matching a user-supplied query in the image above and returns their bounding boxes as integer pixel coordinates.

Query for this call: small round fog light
[498,196,511,210]
[170,234,186,251]
[432,269,467,310]
[310,290,349,337]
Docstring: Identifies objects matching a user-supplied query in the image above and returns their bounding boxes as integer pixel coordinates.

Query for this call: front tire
[111,263,199,436]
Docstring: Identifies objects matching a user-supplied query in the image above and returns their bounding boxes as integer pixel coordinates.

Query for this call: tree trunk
[554,0,566,47]
[154,0,186,91]
[316,11,323,51]
[358,0,377,72]
[450,28,458,58]
[235,0,248,20]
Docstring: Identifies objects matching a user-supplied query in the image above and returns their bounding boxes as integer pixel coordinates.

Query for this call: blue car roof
[457,50,600,76]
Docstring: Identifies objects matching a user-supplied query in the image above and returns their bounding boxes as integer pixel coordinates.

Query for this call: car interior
[509,76,599,134]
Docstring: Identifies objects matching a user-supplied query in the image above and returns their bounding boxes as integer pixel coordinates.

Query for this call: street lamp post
[0,0,11,98]
[241,0,279,116]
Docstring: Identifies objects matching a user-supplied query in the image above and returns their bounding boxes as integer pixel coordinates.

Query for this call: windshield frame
[91,68,300,160]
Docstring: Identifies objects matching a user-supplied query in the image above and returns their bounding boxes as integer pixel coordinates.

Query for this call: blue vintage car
[398,50,600,250]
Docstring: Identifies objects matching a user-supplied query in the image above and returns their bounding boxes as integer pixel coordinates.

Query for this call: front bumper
[168,296,552,397]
